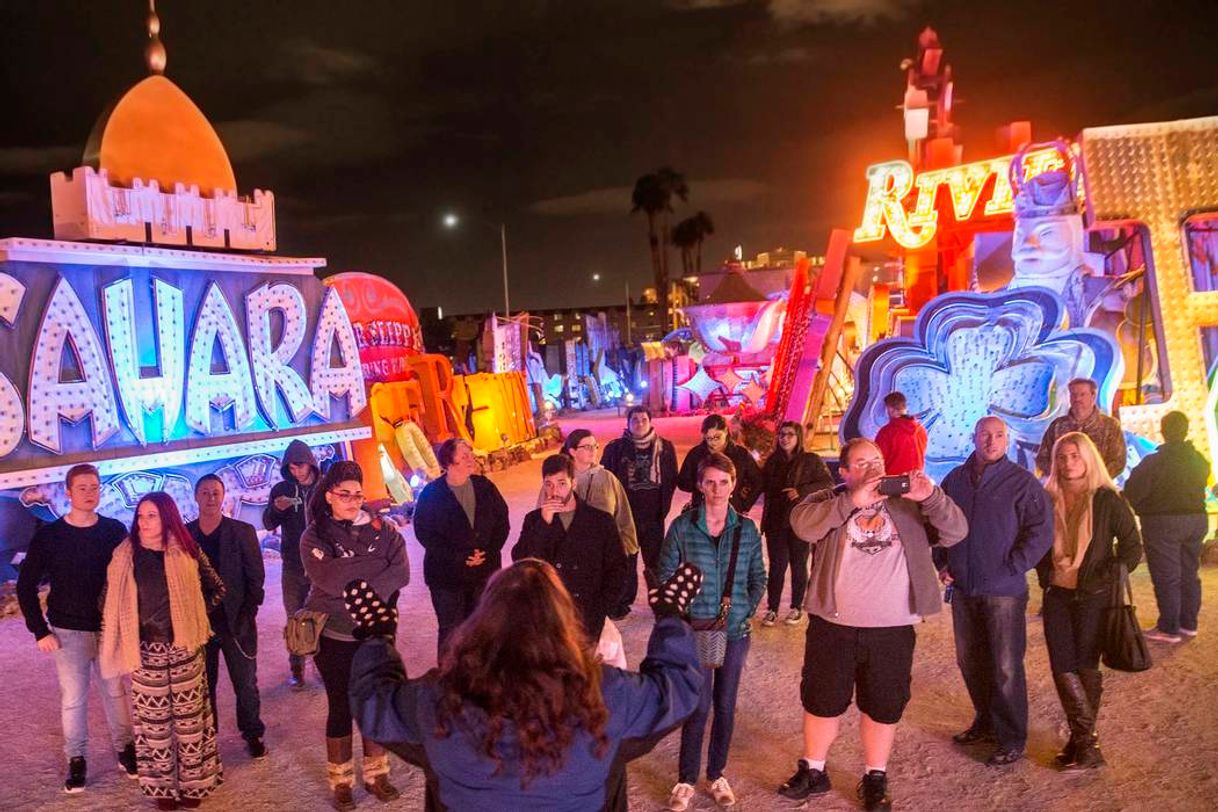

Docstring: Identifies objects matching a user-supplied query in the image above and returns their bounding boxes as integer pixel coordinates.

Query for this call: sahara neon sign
[853,147,1068,249]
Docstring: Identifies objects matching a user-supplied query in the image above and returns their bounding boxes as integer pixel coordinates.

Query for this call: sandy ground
[2,410,1217,812]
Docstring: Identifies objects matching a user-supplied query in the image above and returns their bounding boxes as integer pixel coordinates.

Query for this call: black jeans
[635,517,666,591]
[765,526,810,612]
[1042,586,1107,673]
[282,565,311,674]
[617,552,639,614]
[205,630,265,740]
[951,594,1029,750]
[429,581,486,659]
[1141,513,1207,634]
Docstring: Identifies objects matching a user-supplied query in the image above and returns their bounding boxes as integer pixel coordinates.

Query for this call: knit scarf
[100,538,212,679]
[627,426,663,484]
[1050,488,1095,589]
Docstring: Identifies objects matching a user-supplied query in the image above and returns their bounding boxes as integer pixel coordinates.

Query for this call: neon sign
[854,147,1068,248]
[0,238,368,487]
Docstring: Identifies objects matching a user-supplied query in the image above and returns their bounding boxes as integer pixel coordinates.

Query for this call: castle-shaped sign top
[49,1,276,252]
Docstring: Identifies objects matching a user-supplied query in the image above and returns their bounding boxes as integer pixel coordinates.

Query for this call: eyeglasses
[330,490,365,503]
[575,442,599,451]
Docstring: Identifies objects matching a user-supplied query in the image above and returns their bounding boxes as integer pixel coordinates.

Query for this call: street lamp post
[444,213,510,320]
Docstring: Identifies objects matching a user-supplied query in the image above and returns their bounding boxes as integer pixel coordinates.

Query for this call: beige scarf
[100,538,212,678]
[1050,488,1094,589]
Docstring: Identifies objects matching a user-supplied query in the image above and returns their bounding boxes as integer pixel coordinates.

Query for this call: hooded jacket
[676,440,763,514]
[760,426,835,536]
[301,510,409,640]
[263,440,320,573]
[875,415,928,475]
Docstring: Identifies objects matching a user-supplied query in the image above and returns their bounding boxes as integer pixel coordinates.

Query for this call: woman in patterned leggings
[101,492,225,810]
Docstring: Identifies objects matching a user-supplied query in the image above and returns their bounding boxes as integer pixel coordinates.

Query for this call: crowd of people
[14,379,1211,811]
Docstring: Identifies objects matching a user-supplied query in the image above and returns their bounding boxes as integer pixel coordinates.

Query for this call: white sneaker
[708,776,736,807]
[667,782,696,811]
[1144,628,1183,643]
[784,608,804,625]
[761,610,778,627]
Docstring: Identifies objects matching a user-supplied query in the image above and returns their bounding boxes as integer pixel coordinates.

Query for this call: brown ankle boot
[326,737,357,811]
[362,753,399,802]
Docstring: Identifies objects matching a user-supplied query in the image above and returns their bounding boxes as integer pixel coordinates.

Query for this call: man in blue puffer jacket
[940,416,1055,767]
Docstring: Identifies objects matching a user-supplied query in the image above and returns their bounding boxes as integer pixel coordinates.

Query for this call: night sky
[1,1,1215,314]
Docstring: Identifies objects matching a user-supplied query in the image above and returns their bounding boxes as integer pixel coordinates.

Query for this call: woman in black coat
[758,421,834,626]
[1037,432,1142,772]
[676,414,762,515]
[413,439,510,659]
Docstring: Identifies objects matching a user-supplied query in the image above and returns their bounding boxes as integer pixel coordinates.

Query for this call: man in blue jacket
[941,417,1054,766]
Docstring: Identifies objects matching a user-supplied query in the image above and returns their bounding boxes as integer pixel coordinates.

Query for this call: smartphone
[877,474,911,497]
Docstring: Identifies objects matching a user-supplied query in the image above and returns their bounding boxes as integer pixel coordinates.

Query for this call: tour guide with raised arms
[782,438,967,811]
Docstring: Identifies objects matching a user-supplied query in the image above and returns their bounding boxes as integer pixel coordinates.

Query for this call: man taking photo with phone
[779,439,966,811]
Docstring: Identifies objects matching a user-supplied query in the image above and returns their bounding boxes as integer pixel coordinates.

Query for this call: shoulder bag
[686,524,743,669]
[1102,562,1152,673]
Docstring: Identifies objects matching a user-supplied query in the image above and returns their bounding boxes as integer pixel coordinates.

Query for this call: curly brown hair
[434,559,609,785]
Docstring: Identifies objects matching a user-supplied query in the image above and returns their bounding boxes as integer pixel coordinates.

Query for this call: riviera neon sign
[853,147,1068,249]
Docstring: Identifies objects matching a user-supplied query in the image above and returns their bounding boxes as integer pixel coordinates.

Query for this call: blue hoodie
[940,455,1054,598]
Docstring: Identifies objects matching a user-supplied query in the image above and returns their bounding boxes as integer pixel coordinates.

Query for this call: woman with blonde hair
[1035,432,1142,771]
[100,492,225,809]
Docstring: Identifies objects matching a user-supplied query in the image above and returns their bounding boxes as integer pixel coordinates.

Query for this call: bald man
[940,417,1055,767]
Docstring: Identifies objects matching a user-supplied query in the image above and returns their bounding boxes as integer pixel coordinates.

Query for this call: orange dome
[84,75,236,195]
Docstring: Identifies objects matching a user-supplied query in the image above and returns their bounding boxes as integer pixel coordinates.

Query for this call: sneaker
[777,760,831,799]
[708,776,736,807]
[761,610,778,627]
[288,670,306,691]
[364,774,401,802]
[1144,628,1183,643]
[63,757,86,793]
[986,747,1024,766]
[118,742,138,778]
[1180,627,1199,638]
[783,608,804,625]
[608,607,631,621]
[667,782,696,812]
[857,770,892,811]
[246,737,268,759]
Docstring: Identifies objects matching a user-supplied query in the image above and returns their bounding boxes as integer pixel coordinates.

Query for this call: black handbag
[684,525,743,669]
[1101,563,1152,673]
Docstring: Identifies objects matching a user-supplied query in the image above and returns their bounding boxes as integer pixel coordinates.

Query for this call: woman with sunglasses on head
[549,429,639,619]
[301,461,410,810]
[759,421,834,627]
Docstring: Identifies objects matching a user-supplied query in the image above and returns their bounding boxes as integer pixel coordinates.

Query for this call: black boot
[1073,669,1106,770]
[1051,672,1090,768]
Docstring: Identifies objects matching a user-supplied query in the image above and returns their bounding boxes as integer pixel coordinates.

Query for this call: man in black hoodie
[264,439,319,688]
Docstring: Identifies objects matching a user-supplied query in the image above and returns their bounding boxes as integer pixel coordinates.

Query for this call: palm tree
[631,166,688,330]
[691,210,715,274]
[671,217,699,276]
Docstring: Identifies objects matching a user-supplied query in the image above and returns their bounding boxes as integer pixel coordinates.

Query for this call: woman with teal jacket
[659,452,766,811]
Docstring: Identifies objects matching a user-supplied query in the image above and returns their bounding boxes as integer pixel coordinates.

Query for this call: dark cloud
[0,146,80,175]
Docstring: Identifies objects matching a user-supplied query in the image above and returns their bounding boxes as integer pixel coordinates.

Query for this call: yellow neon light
[854,147,1067,248]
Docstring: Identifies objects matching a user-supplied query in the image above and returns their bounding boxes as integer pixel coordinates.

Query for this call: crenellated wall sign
[0,238,369,489]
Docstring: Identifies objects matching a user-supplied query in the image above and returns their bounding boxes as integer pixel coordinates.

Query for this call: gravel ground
[2,411,1215,812]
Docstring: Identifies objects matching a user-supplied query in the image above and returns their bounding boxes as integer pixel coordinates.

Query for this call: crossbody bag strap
[720,524,744,614]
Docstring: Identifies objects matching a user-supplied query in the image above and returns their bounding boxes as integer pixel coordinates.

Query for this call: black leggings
[315,635,361,738]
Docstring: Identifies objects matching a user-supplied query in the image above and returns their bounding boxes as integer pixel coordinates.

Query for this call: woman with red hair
[100,492,226,809]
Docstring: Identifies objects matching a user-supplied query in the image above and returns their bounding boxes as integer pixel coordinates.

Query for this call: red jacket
[875,416,928,475]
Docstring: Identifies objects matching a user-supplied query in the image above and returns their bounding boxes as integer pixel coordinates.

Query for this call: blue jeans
[205,631,265,740]
[951,594,1029,750]
[1142,514,1208,634]
[678,635,750,784]
[52,627,133,759]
